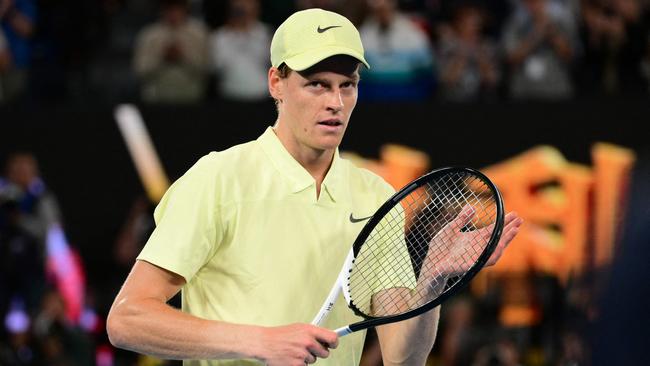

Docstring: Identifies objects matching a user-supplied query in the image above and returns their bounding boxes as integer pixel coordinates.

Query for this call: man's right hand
[253,323,338,366]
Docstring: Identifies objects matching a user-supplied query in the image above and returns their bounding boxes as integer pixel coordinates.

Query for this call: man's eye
[308,81,323,88]
[342,82,357,88]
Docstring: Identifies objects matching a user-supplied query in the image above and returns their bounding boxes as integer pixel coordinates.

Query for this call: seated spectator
[208,0,271,101]
[0,0,36,102]
[359,0,436,101]
[438,5,500,101]
[133,0,209,104]
[503,0,577,100]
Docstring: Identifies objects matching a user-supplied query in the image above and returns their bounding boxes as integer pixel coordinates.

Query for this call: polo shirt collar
[321,149,345,203]
[257,127,347,202]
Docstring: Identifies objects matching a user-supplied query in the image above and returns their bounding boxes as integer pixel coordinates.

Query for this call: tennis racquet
[311,167,504,336]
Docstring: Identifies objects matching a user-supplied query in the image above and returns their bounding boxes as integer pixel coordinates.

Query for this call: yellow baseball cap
[270,8,369,71]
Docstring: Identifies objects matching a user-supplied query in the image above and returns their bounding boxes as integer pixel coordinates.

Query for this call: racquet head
[340,167,504,333]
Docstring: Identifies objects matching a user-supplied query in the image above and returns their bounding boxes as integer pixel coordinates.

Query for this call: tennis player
[107,8,523,366]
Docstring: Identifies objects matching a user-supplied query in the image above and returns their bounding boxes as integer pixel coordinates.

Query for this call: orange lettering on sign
[344,143,635,276]
[592,143,635,268]
[344,143,635,328]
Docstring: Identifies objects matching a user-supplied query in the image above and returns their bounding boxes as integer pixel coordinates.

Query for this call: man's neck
[293,148,334,184]
[271,127,334,197]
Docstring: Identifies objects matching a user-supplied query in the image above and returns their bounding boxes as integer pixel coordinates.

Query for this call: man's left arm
[375,211,523,365]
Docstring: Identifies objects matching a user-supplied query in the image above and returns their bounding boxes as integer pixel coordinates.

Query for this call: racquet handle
[335,326,352,337]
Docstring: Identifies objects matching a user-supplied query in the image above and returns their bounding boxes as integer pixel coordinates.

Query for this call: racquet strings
[348,171,498,317]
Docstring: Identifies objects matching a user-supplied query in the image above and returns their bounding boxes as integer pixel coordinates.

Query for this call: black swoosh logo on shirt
[317,25,342,33]
[349,213,373,223]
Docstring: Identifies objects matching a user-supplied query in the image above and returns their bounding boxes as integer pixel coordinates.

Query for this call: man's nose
[326,89,344,112]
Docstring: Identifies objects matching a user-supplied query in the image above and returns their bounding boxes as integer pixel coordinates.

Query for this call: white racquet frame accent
[311,249,356,337]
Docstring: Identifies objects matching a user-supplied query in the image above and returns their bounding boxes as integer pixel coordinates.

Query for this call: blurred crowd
[0,0,649,105]
[0,153,98,366]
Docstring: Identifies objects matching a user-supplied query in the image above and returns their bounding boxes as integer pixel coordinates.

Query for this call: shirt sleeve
[137,154,223,282]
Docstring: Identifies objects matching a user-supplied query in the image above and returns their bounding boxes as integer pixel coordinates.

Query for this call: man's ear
[268,67,283,102]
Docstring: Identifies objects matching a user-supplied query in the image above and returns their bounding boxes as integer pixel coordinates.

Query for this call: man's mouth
[318,119,343,126]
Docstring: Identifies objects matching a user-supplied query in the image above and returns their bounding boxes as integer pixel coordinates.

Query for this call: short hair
[277,63,292,79]
[272,63,291,109]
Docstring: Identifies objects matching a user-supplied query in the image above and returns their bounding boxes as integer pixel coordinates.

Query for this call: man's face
[271,56,360,153]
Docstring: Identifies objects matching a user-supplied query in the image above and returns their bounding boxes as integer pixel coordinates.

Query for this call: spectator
[438,5,500,101]
[0,0,36,102]
[133,0,209,104]
[208,0,271,101]
[33,289,93,366]
[0,153,60,319]
[503,0,577,100]
[428,0,514,40]
[577,0,650,96]
[359,0,436,101]
[0,28,11,101]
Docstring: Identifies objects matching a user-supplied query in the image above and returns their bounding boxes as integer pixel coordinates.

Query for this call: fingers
[486,212,524,266]
[503,212,524,237]
[315,329,338,350]
[447,204,476,233]
[258,324,338,366]
[504,211,520,226]
[303,352,317,364]
[302,326,338,362]
[304,327,337,364]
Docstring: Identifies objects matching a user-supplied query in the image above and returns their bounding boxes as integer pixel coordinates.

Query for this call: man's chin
[316,137,344,151]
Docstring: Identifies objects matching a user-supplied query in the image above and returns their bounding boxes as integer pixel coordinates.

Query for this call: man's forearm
[107,297,261,360]
[376,306,440,366]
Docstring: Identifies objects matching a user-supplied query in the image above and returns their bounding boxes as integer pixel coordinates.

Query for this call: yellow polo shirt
[138,127,395,365]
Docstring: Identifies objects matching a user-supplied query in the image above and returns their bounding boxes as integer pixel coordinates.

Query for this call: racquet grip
[335,326,352,337]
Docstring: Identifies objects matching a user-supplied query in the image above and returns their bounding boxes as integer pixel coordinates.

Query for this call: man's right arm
[107,260,338,366]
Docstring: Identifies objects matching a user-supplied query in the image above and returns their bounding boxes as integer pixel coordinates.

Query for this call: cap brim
[283,46,370,71]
